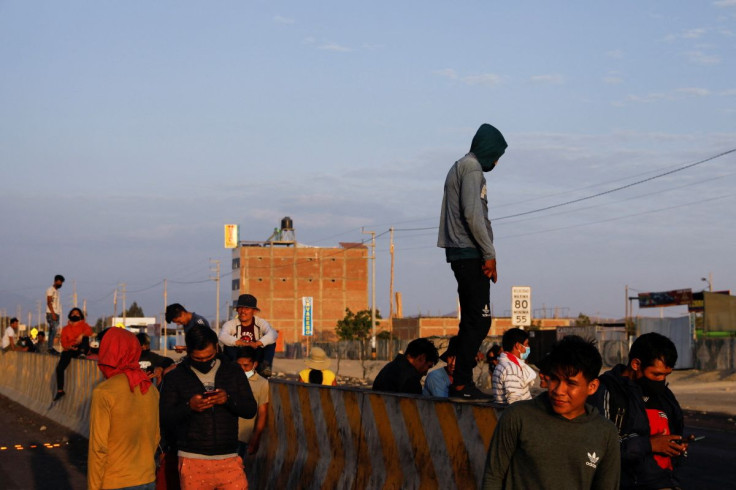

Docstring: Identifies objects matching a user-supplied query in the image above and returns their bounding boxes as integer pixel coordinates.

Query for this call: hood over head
[98,327,152,394]
[470,123,507,171]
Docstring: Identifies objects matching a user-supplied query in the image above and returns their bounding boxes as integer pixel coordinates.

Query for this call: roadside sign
[302,297,314,336]
[224,224,239,249]
[511,286,531,327]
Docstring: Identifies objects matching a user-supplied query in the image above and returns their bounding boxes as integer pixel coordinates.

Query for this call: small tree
[575,313,592,327]
[335,308,381,378]
[125,301,145,317]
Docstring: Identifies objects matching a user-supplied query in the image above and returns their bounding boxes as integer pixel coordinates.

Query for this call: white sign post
[511,286,532,328]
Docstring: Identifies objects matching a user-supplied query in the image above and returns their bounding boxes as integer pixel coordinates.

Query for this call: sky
[1,1,735,328]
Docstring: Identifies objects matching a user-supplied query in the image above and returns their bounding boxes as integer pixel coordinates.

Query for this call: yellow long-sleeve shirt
[88,374,160,490]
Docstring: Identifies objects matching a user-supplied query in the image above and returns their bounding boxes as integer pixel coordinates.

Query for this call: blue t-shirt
[423,367,451,397]
[183,312,210,333]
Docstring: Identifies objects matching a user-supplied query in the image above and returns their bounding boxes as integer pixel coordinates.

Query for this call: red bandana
[97,328,152,394]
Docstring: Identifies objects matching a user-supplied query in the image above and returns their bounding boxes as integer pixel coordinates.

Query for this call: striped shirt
[492,352,537,406]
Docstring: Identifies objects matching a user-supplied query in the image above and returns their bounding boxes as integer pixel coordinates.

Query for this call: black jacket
[589,364,684,489]
[372,354,422,394]
[159,355,257,456]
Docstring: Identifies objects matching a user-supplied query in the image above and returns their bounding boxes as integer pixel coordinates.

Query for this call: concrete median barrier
[248,379,498,490]
[0,351,102,437]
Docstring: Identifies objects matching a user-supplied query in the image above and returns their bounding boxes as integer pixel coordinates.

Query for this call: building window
[232,279,240,291]
[232,258,240,269]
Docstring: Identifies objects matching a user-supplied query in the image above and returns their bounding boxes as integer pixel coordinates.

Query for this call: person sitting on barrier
[483,335,620,490]
[2,318,27,352]
[88,327,160,490]
[423,336,458,397]
[54,308,95,401]
[159,324,257,490]
[491,328,536,407]
[373,338,439,395]
[166,302,211,353]
[235,346,269,459]
[588,332,688,490]
[299,347,337,386]
[35,331,47,353]
[136,333,176,386]
[219,294,279,378]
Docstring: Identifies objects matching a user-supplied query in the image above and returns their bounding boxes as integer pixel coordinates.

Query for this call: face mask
[520,345,531,361]
[69,315,81,322]
[191,358,216,374]
[245,370,255,379]
[636,376,667,397]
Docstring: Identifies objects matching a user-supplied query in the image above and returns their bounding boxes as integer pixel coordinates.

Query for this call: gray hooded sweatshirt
[438,123,507,262]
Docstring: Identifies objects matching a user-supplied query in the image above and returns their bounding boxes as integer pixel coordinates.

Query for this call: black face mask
[636,376,668,397]
[190,358,216,374]
[69,315,81,322]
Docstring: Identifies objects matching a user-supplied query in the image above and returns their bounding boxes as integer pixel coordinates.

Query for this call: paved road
[1,394,735,489]
[0,395,87,490]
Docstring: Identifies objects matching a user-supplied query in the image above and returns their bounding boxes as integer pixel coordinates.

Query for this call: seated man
[492,328,536,406]
[423,336,458,398]
[2,318,27,352]
[165,303,211,353]
[589,332,688,490]
[373,338,438,395]
[136,333,175,385]
[483,336,620,490]
[219,294,278,377]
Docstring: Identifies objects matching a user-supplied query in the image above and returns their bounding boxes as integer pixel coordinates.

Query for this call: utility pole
[163,279,168,356]
[210,259,221,335]
[121,283,127,326]
[362,228,377,360]
[36,301,42,330]
[82,299,87,319]
[113,287,118,321]
[72,280,78,308]
[389,227,395,344]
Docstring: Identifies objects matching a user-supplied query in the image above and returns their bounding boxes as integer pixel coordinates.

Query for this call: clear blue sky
[1,1,734,326]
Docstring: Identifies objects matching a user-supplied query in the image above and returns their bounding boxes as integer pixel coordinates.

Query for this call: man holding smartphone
[160,325,257,489]
[589,332,688,489]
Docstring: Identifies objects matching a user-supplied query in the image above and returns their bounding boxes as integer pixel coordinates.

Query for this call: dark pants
[55,337,89,391]
[223,342,276,370]
[451,258,492,387]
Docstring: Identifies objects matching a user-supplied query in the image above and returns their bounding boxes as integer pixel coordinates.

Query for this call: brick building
[230,240,368,344]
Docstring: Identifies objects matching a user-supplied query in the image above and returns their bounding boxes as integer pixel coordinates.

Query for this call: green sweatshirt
[483,393,620,490]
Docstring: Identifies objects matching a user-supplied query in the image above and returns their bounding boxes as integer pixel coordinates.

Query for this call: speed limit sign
[511,286,531,327]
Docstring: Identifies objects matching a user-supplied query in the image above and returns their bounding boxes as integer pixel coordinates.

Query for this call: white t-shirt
[46,286,61,315]
[2,328,15,349]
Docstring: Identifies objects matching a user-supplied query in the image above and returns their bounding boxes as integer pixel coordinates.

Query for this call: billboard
[688,290,731,313]
[302,296,314,336]
[224,224,239,249]
[638,289,693,308]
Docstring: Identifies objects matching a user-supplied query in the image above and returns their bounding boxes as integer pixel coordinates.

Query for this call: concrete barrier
[0,351,102,437]
[247,379,498,490]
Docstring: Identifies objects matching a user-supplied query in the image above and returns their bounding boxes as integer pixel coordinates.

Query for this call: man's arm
[158,373,191,430]
[459,169,496,261]
[46,291,57,319]
[218,322,239,347]
[248,401,269,455]
[88,389,111,490]
[256,319,278,346]
[482,406,521,489]
[220,369,257,419]
[423,370,449,397]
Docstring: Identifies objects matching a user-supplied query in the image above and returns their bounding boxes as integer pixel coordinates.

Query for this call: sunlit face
[237,307,256,324]
[189,344,217,363]
[632,358,673,382]
[236,357,257,373]
[445,355,457,376]
[547,369,599,420]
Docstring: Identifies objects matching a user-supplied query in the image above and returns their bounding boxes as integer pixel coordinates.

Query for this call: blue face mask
[520,345,531,361]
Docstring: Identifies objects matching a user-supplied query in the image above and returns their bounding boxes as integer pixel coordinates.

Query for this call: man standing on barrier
[438,123,507,400]
[45,274,64,354]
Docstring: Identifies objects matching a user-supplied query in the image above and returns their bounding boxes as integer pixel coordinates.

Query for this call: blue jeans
[46,313,59,351]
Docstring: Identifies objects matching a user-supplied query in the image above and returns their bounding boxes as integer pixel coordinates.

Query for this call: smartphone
[202,390,218,399]
[673,435,705,444]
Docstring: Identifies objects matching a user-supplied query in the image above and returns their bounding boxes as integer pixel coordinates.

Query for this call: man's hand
[650,434,688,457]
[189,394,213,412]
[247,435,260,455]
[208,389,228,405]
[236,340,262,348]
[149,367,164,384]
[482,259,498,283]
[52,313,59,321]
